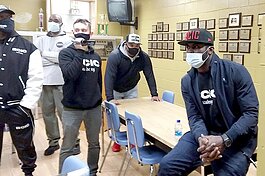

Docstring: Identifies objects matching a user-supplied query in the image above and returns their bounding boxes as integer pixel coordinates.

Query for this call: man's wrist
[221,133,232,147]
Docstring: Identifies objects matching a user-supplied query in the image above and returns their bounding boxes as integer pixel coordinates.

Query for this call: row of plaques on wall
[148,50,174,60]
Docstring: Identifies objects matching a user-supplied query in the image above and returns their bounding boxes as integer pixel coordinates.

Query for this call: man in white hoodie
[34,14,77,156]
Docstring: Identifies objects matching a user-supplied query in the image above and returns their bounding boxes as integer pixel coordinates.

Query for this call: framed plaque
[258,13,265,26]
[148,50,152,56]
[152,50,157,58]
[176,32,182,41]
[163,24,169,32]
[239,42,251,53]
[229,13,241,28]
[152,34,157,41]
[182,31,188,40]
[259,28,262,40]
[168,33,175,41]
[152,42,157,49]
[152,25,157,33]
[228,42,239,53]
[148,42,152,49]
[190,18,199,29]
[233,54,244,65]
[241,15,253,27]
[199,20,206,29]
[183,52,187,61]
[168,51,174,60]
[157,33,163,41]
[209,31,215,41]
[228,30,239,40]
[258,41,261,54]
[162,42,168,50]
[182,22,189,31]
[163,51,168,59]
[180,45,186,51]
[219,42,228,52]
[163,33,169,41]
[240,29,251,40]
[168,42,174,50]
[206,19,215,30]
[157,22,164,32]
[157,51,163,58]
[223,54,233,61]
[219,18,228,29]
[148,34,153,41]
[157,42,163,50]
[219,30,228,40]
[176,23,182,31]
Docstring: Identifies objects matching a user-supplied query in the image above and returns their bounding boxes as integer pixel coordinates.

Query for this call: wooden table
[115,97,190,151]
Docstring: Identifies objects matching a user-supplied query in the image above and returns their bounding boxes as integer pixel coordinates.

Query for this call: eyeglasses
[127,43,140,48]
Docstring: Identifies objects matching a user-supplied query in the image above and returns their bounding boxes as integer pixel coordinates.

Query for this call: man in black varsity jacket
[0,5,43,176]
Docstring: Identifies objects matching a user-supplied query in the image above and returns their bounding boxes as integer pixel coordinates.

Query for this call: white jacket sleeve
[20,49,43,109]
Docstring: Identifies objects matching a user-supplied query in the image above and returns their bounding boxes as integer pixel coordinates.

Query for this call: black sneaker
[44,145,60,156]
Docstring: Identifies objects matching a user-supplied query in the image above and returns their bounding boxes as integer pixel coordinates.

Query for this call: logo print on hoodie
[82,59,100,72]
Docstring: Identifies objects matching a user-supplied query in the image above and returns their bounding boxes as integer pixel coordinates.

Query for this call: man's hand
[110,99,120,105]
[197,135,224,163]
[151,96,160,101]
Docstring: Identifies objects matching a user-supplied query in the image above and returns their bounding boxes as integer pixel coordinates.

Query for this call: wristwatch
[221,133,232,147]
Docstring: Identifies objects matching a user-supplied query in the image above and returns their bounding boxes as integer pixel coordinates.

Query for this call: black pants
[0,106,37,175]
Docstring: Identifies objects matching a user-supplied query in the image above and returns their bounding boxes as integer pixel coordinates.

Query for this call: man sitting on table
[104,33,160,152]
[158,28,259,176]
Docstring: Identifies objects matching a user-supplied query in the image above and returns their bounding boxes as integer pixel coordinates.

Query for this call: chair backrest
[125,111,145,148]
[61,155,89,175]
[162,90,175,104]
[104,101,121,140]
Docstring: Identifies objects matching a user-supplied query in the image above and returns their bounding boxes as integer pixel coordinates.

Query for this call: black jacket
[105,43,158,101]
[59,44,102,109]
[0,31,43,109]
[181,53,258,157]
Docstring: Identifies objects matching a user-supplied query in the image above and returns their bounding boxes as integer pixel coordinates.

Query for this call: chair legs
[123,156,132,176]
[149,164,154,176]
[99,140,112,173]
[118,147,128,176]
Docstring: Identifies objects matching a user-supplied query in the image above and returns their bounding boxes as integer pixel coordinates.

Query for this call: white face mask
[48,22,60,33]
[186,49,209,68]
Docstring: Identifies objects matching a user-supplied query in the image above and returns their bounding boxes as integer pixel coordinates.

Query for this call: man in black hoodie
[58,19,102,176]
[105,33,160,152]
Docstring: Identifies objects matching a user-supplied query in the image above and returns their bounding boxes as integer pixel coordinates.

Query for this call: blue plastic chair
[124,111,166,176]
[99,101,128,175]
[162,90,175,104]
[61,155,89,175]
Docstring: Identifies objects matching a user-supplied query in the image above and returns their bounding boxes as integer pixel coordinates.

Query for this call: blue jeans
[113,85,138,99]
[58,105,102,176]
[158,132,250,176]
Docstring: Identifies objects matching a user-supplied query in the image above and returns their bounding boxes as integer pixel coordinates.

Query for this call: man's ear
[208,46,214,55]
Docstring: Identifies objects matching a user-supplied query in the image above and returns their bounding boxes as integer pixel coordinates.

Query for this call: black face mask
[0,18,15,34]
[74,33,90,40]
[127,47,139,56]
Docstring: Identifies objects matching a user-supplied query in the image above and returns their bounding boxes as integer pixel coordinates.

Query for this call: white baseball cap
[126,33,141,44]
[0,5,15,15]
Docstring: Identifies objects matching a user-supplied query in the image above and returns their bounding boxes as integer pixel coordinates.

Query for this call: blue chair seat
[110,131,127,146]
[131,145,166,165]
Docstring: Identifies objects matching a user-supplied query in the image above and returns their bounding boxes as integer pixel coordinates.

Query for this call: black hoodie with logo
[59,44,102,109]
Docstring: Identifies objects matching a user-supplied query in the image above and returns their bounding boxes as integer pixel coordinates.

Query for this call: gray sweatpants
[58,105,102,176]
[40,85,63,147]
